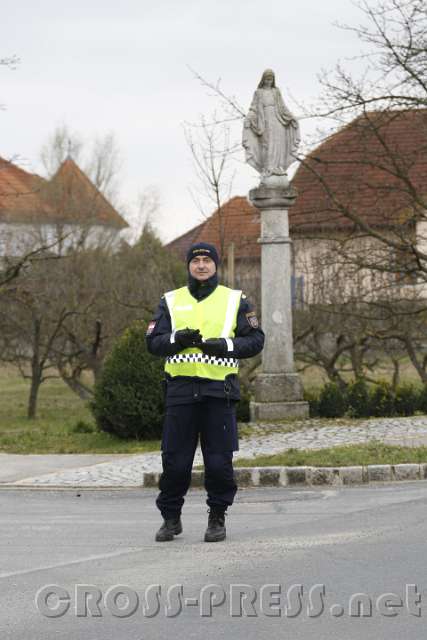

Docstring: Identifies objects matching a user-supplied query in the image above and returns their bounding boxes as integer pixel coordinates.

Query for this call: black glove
[200,338,228,357]
[175,328,203,349]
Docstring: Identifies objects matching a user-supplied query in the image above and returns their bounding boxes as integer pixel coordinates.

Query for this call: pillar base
[250,371,309,422]
[250,400,309,422]
[254,372,304,402]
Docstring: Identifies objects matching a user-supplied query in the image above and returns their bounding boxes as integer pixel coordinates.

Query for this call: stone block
[259,467,281,486]
[250,400,309,422]
[367,465,393,482]
[392,464,420,481]
[308,467,341,486]
[250,468,260,486]
[143,472,160,488]
[254,373,304,403]
[285,466,307,485]
[339,466,365,485]
[234,468,253,487]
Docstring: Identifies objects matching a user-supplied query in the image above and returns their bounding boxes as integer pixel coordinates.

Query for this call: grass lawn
[233,441,427,467]
[0,365,160,454]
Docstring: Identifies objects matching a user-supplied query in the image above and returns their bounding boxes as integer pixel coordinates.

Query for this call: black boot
[155,516,182,542]
[204,508,226,542]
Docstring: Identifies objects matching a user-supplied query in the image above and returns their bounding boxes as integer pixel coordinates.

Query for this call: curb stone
[143,463,427,488]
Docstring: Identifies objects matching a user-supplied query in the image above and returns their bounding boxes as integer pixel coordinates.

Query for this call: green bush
[72,420,97,434]
[417,384,427,414]
[347,379,370,418]
[395,383,418,416]
[369,381,396,417]
[306,379,423,420]
[318,382,347,418]
[304,388,321,417]
[91,323,165,439]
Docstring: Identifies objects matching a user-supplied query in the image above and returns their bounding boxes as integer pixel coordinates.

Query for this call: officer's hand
[175,328,203,349]
[200,338,228,357]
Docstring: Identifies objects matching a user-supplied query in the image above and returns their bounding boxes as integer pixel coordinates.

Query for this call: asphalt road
[1,482,426,639]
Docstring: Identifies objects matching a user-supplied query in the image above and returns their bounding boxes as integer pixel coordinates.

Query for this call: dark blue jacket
[146,276,264,406]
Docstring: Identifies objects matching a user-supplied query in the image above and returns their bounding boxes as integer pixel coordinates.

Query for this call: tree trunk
[391,357,400,390]
[61,374,94,400]
[28,318,42,419]
[404,336,427,384]
[28,371,42,419]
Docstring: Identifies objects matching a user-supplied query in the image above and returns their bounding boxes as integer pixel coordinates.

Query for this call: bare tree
[294,0,427,284]
[0,242,62,291]
[47,225,186,401]
[184,115,237,260]
[120,185,161,245]
[293,258,427,388]
[0,54,20,111]
[0,257,72,418]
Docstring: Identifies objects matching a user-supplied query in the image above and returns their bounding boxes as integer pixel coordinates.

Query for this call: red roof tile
[167,197,261,260]
[290,109,427,231]
[0,156,128,229]
[196,196,261,259]
[166,221,206,260]
[0,157,50,221]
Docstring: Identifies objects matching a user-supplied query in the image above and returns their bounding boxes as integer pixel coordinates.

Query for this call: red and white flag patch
[146,321,156,336]
[246,311,259,329]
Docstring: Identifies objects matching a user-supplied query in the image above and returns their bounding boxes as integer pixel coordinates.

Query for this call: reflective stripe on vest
[164,284,241,380]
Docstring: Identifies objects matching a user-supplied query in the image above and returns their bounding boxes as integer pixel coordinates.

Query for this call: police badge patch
[146,321,156,336]
[246,311,259,329]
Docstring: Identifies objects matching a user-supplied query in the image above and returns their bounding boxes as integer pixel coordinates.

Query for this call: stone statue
[242,69,300,186]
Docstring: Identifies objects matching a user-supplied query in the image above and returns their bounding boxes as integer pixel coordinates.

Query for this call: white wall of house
[0,222,123,257]
[292,231,424,305]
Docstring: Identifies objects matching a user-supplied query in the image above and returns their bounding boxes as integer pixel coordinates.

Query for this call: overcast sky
[2,0,366,242]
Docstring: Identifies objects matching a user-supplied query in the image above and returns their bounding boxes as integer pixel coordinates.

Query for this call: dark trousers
[156,397,239,518]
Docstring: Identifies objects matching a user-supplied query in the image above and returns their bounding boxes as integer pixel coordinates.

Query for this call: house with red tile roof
[0,156,128,257]
[167,109,427,306]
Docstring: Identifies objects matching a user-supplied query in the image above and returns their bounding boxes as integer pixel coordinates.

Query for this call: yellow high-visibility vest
[164,284,241,380]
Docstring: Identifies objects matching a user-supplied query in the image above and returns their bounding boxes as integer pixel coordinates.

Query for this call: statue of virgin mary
[242,69,300,181]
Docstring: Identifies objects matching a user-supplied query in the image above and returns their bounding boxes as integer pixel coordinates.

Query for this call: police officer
[146,242,264,542]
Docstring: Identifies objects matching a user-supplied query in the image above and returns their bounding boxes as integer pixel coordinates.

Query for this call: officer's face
[189,255,216,281]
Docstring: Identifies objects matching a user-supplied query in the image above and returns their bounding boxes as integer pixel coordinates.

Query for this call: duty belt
[166,353,239,367]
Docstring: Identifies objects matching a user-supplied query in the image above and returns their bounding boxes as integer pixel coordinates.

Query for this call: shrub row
[305,379,427,419]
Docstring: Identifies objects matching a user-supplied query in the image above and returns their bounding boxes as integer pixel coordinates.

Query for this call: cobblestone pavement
[8,415,427,487]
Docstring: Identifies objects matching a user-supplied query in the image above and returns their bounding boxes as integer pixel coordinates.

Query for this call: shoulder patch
[246,311,259,329]
[146,320,156,336]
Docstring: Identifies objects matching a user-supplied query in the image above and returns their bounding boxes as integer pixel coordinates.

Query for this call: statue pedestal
[248,184,309,422]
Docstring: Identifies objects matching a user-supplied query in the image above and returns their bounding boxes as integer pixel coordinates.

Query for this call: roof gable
[290,108,427,231]
[166,196,261,260]
[0,156,128,229]
[0,157,50,221]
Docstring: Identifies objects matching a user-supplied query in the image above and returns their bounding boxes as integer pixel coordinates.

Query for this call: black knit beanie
[186,242,219,268]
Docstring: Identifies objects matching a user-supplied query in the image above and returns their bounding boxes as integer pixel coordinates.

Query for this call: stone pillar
[249,183,309,421]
